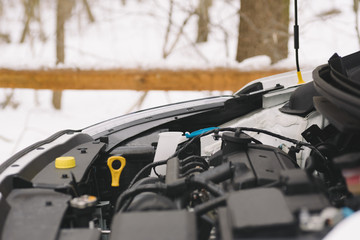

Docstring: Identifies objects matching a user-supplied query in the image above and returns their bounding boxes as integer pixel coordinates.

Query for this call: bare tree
[20,0,38,43]
[19,0,46,43]
[196,0,212,43]
[354,0,360,46]
[162,1,196,59]
[0,89,19,109]
[0,0,10,43]
[53,0,74,110]
[83,0,95,23]
[0,33,9,43]
[236,0,290,64]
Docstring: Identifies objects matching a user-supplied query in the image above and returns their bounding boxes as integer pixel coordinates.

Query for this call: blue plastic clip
[342,207,354,218]
[185,127,219,138]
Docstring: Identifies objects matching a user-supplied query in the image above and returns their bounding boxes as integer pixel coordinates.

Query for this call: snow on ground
[0,0,359,163]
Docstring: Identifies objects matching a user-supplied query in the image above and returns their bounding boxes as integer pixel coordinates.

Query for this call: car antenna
[294,0,305,84]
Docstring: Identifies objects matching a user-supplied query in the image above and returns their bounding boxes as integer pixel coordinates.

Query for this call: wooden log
[0,68,291,91]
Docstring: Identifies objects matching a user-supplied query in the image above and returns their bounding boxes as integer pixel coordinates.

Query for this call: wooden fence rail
[0,68,291,91]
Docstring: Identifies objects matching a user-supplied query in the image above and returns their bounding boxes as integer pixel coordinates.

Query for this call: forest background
[0,0,359,162]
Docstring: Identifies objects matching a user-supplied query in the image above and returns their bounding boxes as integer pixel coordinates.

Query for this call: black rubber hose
[180,168,205,177]
[180,155,208,167]
[180,161,208,172]
[127,159,168,189]
[115,183,167,212]
[187,178,225,197]
[305,156,316,175]
[194,196,227,216]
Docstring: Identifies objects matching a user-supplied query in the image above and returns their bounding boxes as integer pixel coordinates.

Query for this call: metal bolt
[78,148,87,154]
[61,174,69,179]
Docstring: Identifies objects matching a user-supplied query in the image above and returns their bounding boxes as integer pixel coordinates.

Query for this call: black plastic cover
[285,194,330,213]
[219,188,330,239]
[2,189,71,240]
[110,210,197,240]
[225,144,298,189]
[31,142,106,187]
[221,188,296,238]
[280,169,316,195]
[279,82,320,117]
[58,229,101,240]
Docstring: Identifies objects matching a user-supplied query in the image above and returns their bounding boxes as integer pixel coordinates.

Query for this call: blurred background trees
[0,0,358,109]
[236,0,290,63]
[196,0,212,43]
[53,0,74,109]
[9,0,293,64]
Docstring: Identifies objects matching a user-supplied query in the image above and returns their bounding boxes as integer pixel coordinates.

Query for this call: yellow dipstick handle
[107,156,126,187]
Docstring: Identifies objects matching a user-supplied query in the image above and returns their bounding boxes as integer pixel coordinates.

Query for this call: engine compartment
[104,123,357,240]
[3,120,357,240]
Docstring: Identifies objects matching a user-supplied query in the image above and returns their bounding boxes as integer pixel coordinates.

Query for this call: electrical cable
[123,126,331,214]
[152,165,162,178]
[117,172,226,213]
[127,159,168,189]
[238,127,334,181]
[238,127,327,161]
[294,0,305,84]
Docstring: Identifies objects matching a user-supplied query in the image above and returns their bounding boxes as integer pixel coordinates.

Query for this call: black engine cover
[216,132,298,189]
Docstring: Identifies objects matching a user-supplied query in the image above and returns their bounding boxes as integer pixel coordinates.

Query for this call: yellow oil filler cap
[55,156,76,169]
[107,156,126,187]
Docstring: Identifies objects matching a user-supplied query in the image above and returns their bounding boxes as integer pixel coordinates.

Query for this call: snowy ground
[0,0,360,163]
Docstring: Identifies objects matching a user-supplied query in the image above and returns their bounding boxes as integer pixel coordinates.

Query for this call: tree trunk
[53,0,73,110]
[0,0,3,17]
[20,0,38,43]
[196,0,212,43]
[236,0,290,64]
[82,0,95,23]
[354,0,360,47]
[56,0,68,65]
